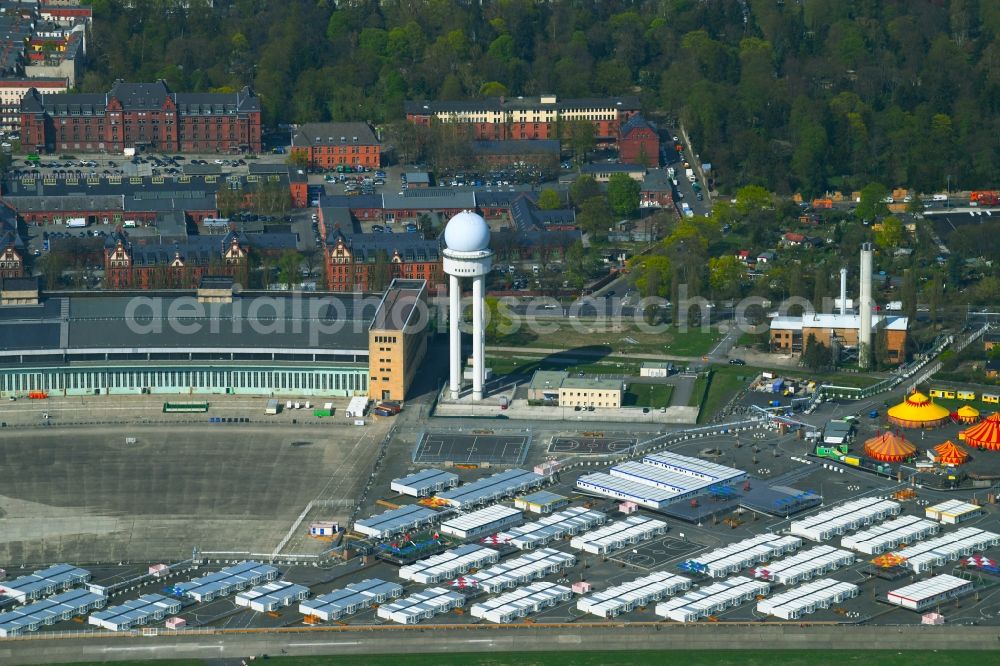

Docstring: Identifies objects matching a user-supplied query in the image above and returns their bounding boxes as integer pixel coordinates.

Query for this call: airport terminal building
[0,277,429,401]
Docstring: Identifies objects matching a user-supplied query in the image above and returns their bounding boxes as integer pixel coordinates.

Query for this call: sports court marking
[548,436,637,455]
[414,432,530,465]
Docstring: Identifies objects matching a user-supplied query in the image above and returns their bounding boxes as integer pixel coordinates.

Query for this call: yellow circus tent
[960,412,1000,451]
[956,405,980,424]
[932,440,969,466]
[864,431,917,463]
[886,391,951,429]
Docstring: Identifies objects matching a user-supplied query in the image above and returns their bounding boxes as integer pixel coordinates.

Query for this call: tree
[607,173,640,218]
[286,151,309,169]
[875,216,904,251]
[576,196,613,240]
[484,296,513,342]
[632,255,671,298]
[855,183,889,223]
[901,268,918,322]
[277,250,301,288]
[537,188,562,210]
[570,175,600,207]
[562,119,595,163]
[802,333,829,371]
[708,255,746,300]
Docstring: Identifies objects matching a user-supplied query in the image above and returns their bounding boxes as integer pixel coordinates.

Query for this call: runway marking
[465,639,496,643]
[104,645,223,652]
[289,641,363,647]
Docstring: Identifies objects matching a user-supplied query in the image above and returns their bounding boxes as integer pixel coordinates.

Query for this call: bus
[162,402,210,413]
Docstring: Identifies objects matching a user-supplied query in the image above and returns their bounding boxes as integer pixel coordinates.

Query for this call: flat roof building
[439,505,524,540]
[496,507,607,550]
[925,499,983,525]
[170,561,278,603]
[887,574,973,612]
[435,469,544,509]
[353,504,441,539]
[0,564,90,604]
[0,588,106,637]
[88,594,182,631]
[514,490,570,515]
[235,581,310,613]
[376,587,465,624]
[469,581,572,624]
[390,468,460,498]
[299,579,403,622]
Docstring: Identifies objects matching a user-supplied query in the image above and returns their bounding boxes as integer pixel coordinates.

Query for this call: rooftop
[292,122,378,148]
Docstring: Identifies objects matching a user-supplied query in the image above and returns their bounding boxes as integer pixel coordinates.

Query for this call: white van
[123,220,137,228]
[932,194,948,201]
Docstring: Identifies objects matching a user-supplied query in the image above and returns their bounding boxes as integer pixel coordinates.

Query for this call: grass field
[496,322,722,357]
[486,355,641,378]
[56,650,996,666]
[623,383,673,408]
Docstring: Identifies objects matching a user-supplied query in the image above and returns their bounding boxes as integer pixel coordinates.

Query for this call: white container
[286,400,292,409]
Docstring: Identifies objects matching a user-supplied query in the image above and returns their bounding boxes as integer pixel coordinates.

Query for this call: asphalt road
[4,623,1000,665]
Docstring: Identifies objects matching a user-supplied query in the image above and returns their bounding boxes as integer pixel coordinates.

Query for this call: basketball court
[413,432,530,465]
[548,436,637,455]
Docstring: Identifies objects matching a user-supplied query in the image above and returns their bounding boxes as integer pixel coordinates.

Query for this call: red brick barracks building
[405,94,640,142]
[291,122,380,170]
[20,80,262,154]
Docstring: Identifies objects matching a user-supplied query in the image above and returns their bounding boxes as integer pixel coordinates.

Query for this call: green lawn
[698,368,752,423]
[495,322,722,357]
[487,355,641,378]
[55,650,998,666]
[623,383,673,408]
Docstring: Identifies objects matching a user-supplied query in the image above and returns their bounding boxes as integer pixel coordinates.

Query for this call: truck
[680,202,694,218]
[313,402,335,418]
[265,399,280,415]
[685,168,696,182]
[970,191,999,206]
[376,400,401,415]
[66,218,87,228]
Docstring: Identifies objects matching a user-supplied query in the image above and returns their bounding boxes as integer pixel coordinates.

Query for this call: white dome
[444,210,490,252]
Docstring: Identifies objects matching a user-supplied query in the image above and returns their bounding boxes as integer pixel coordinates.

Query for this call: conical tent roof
[956,405,980,423]
[864,431,916,462]
[887,391,951,428]
[933,440,968,465]
[961,412,1000,450]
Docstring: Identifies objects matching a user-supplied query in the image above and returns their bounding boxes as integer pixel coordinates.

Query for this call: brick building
[323,225,443,293]
[290,122,380,170]
[618,114,659,167]
[769,313,908,363]
[0,202,23,279]
[21,80,262,155]
[0,77,67,132]
[405,94,640,143]
[104,228,249,290]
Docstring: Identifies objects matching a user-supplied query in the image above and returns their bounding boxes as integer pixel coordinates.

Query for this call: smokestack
[839,268,848,316]
[859,243,874,368]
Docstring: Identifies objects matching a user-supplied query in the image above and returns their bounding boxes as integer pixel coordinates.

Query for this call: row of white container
[840,515,940,555]
[750,545,855,586]
[891,527,1000,573]
[299,578,404,621]
[577,571,692,618]
[496,507,608,550]
[376,587,466,624]
[470,581,573,624]
[438,505,524,540]
[683,534,802,579]
[757,578,860,620]
[569,515,668,555]
[398,544,500,585]
[655,577,771,623]
[464,548,576,593]
[89,594,182,631]
[887,574,975,611]
[789,497,901,542]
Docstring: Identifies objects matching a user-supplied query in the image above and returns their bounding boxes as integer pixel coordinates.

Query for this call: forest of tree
[82,0,1000,196]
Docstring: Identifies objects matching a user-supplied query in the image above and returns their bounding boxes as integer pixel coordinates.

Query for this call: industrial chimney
[839,268,848,316]
[858,243,874,369]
